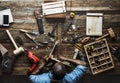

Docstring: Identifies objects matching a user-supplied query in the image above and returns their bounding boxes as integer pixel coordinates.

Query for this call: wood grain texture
[0,0,120,75]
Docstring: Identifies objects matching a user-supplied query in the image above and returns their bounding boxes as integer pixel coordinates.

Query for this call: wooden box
[84,39,114,75]
[42,1,66,19]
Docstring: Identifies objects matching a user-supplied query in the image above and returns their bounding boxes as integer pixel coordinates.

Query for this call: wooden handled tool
[96,28,115,41]
[6,30,24,55]
[34,10,44,34]
[20,29,38,36]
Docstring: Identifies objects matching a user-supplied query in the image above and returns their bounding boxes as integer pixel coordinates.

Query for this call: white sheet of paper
[86,13,103,36]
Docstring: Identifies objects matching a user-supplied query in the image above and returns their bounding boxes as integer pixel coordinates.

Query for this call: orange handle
[29,64,37,72]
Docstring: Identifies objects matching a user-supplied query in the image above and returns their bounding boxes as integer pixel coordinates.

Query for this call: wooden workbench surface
[0,0,120,76]
[0,27,120,75]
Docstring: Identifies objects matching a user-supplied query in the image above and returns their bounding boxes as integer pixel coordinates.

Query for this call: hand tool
[30,40,60,74]
[73,48,79,59]
[96,28,115,41]
[81,37,90,44]
[48,23,58,38]
[25,50,40,73]
[34,33,49,44]
[34,10,44,34]
[6,30,24,55]
[2,30,24,74]
[25,33,48,46]
[72,37,90,51]
[73,43,83,51]
[25,33,40,46]
[71,34,90,44]
[20,29,39,36]
[63,22,72,35]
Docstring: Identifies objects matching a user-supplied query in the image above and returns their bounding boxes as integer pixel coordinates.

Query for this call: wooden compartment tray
[84,39,114,75]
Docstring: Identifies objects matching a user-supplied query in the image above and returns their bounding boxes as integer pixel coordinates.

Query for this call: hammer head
[13,47,24,56]
[108,28,115,38]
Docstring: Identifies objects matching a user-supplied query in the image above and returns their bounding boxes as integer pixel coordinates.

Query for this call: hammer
[96,28,115,41]
[6,30,24,56]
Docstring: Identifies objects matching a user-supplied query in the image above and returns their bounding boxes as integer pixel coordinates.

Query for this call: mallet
[6,30,24,56]
[96,28,115,41]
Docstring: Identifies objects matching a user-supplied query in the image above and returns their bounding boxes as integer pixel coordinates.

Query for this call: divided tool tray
[84,39,114,75]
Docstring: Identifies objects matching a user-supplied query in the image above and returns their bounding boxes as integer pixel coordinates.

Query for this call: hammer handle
[6,30,18,49]
[95,33,109,41]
